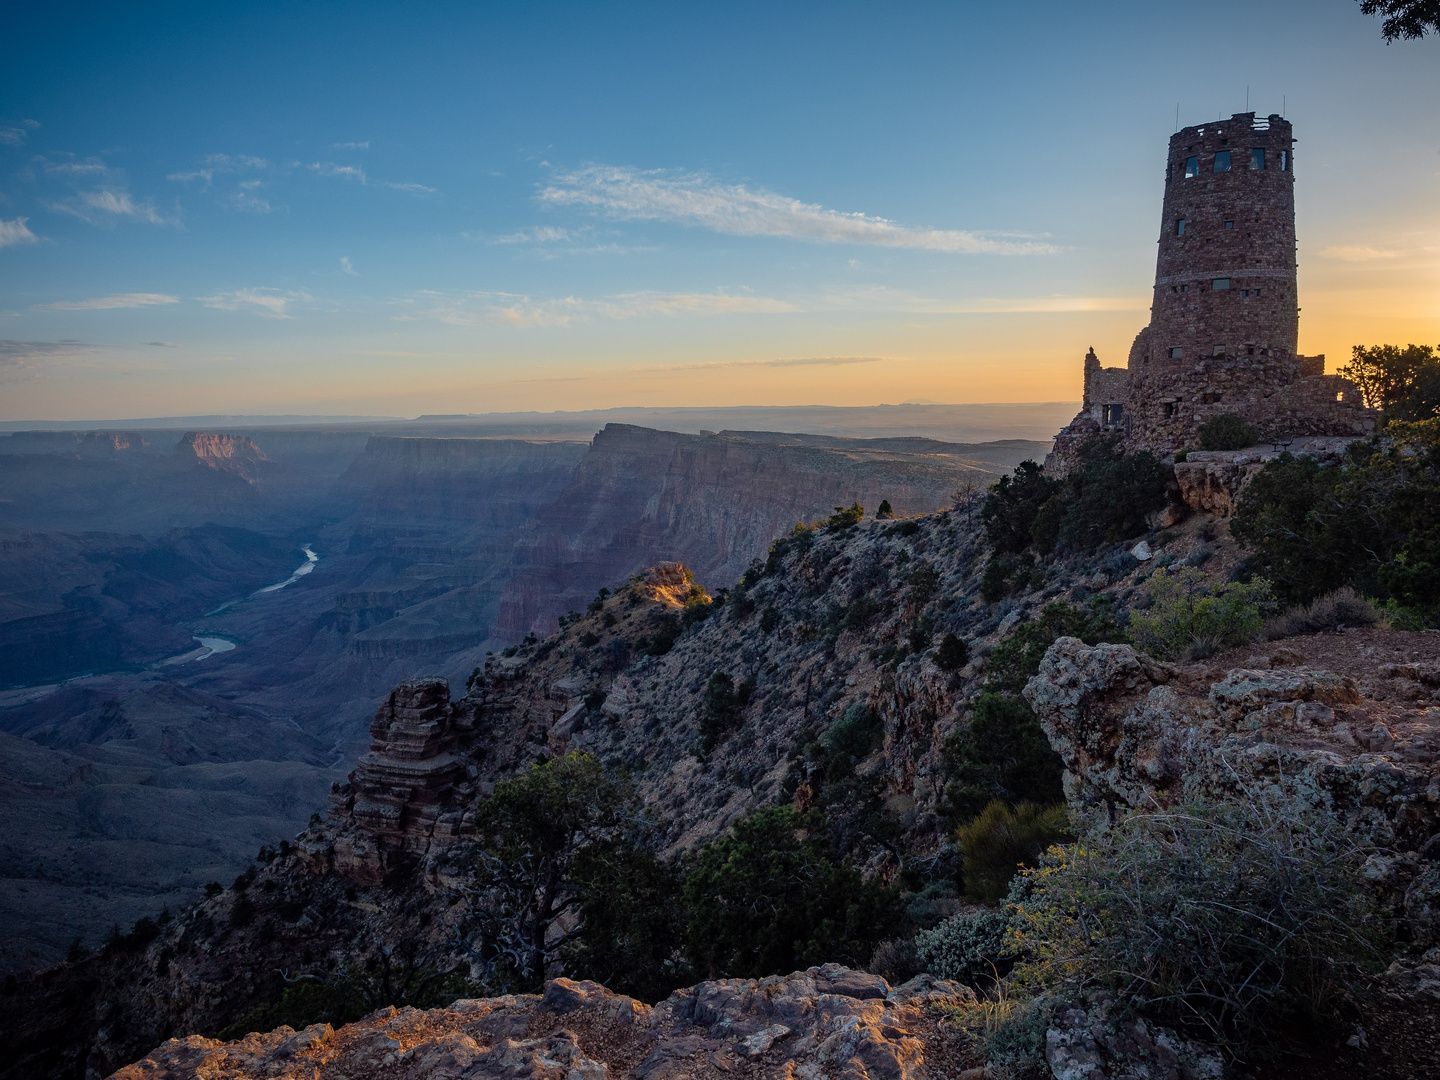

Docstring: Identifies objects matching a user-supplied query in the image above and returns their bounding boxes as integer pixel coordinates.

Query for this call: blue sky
[1,0,1436,419]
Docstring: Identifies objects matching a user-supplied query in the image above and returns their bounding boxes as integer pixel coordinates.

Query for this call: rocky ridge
[114,965,982,1080]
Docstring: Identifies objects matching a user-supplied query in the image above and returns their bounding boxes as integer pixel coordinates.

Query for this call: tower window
[1163,402,1176,418]
[1214,150,1232,172]
[1224,220,1234,229]
[1181,284,1190,292]
[1251,148,1266,170]
[1102,404,1124,425]
[1176,218,1187,235]
[1212,278,1230,290]
[1280,150,1289,171]
[1169,347,1183,359]
[1255,288,1261,296]
[1185,156,1199,179]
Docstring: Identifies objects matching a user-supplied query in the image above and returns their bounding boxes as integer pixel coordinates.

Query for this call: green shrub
[1199,412,1258,451]
[764,523,816,575]
[216,978,370,1041]
[1127,567,1270,661]
[982,462,1060,555]
[913,909,1010,984]
[907,562,941,605]
[1009,790,1385,1053]
[759,605,780,633]
[983,599,1123,694]
[1035,436,1168,552]
[876,499,895,520]
[842,594,880,632]
[825,502,864,532]
[644,612,681,656]
[935,633,969,671]
[940,694,1064,825]
[957,801,1070,903]
[868,937,920,984]
[683,806,900,978]
[699,671,756,751]
[821,702,883,778]
[229,895,256,928]
[1232,422,1440,621]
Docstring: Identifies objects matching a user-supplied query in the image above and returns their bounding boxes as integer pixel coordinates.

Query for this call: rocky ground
[113,966,985,1080]
[6,488,1440,1079]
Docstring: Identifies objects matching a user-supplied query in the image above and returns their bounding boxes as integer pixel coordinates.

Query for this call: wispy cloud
[38,292,180,311]
[493,226,576,244]
[168,153,269,187]
[951,296,1149,313]
[1318,245,1402,262]
[44,187,169,226]
[0,338,92,377]
[0,120,39,147]
[44,161,110,176]
[412,289,795,328]
[332,141,370,150]
[223,182,272,214]
[309,162,366,181]
[0,217,39,247]
[340,256,358,276]
[539,165,1055,255]
[199,287,305,319]
[636,355,890,373]
[147,340,180,347]
[378,180,437,195]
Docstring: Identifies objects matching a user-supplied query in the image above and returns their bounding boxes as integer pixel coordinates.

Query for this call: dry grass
[1264,587,1381,640]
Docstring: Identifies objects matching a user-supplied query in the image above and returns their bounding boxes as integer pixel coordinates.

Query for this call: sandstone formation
[322,677,477,881]
[112,966,980,1080]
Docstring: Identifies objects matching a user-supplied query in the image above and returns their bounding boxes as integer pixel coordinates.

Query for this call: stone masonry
[1048,113,1375,472]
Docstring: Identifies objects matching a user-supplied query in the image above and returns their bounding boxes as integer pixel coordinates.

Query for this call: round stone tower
[1132,112,1298,368]
[1045,111,1375,472]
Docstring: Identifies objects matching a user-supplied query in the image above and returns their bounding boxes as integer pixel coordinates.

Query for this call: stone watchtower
[1048,112,1373,470]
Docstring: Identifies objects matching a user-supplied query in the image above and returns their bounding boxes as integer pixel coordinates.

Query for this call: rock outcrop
[320,678,478,881]
[1024,633,1440,948]
[1171,435,1357,516]
[112,965,979,1080]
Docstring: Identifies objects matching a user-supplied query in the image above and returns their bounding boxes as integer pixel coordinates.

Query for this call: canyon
[0,412,1050,975]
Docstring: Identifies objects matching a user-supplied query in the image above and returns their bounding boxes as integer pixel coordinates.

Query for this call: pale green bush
[913,909,1010,984]
[1007,788,1384,1053]
[1127,567,1270,660]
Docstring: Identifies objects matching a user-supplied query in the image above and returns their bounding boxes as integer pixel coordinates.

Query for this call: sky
[1,0,1436,421]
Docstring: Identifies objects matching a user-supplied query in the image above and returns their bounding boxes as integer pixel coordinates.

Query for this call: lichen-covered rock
[1023,637,1440,851]
[1045,995,1224,1080]
[110,966,975,1080]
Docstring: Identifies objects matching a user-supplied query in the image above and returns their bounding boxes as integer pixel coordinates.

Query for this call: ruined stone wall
[1122,351,1374,455]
